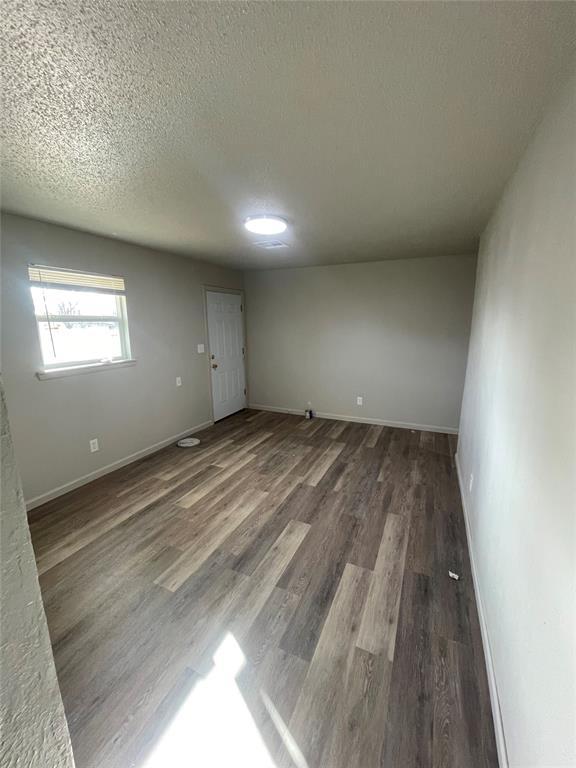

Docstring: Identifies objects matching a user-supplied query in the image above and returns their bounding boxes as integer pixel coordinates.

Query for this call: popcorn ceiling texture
[0,380,75,768]
[1,1,575,269]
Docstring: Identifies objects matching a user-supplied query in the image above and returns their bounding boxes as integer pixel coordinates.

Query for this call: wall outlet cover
[356,396,363,406]
[176,377,182,387]
[89,438,99,453]
[197,344,205,354]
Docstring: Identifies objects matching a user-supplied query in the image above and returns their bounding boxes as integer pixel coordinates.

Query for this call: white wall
[1,214,243,504]
[245,255,476,432]
[0,379,75,768]
[457,69,576,767]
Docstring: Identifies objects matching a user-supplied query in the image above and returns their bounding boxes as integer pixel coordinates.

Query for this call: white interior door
[206,291,247,421]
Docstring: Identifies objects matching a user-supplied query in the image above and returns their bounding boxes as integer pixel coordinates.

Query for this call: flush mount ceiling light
[244,215,288,235]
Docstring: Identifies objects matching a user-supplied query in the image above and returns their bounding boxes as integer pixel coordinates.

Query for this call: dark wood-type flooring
[30,409,498,768]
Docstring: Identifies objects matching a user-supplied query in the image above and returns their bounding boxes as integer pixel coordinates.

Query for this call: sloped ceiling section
[2,1,575,268]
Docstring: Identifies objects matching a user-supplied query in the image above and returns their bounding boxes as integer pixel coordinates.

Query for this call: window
[29,265,132,372]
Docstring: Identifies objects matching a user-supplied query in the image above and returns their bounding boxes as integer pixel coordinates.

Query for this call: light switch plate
[197,343,205,354]
[176,376,182,387]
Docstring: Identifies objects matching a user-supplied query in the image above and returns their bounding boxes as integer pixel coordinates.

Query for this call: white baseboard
[25,420,213,511]
[248,403,459,435]
[455,452,508,768]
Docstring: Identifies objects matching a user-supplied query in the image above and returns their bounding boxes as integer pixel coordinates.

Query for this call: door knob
[212,363,218,369]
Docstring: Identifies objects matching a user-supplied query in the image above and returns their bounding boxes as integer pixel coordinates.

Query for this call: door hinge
[240,304,243,312]
[244,388,247,395]
[242,347,245,355]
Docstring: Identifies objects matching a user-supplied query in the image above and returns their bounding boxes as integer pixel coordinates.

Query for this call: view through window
[28,265,132,370]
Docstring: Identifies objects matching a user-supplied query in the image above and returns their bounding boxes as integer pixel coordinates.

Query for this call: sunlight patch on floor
[141,633,278,768]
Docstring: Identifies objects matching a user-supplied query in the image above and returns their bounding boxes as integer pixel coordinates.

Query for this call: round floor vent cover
[177,437,201,448]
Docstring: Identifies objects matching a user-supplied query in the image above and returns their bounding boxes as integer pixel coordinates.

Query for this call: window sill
[36,359,137,380]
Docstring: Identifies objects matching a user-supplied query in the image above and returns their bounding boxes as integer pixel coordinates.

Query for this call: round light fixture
[244,215,288,235]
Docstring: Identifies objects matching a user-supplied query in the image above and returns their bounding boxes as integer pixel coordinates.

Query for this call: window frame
[29,265,133,373]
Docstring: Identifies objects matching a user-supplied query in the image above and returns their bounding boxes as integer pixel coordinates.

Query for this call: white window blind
[28,265,126,294]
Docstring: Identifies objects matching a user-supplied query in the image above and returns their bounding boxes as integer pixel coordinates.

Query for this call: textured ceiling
[2,1,575,269]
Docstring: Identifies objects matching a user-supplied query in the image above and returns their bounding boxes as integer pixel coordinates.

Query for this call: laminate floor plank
[237,647,309,764]
[320,646,392,768]
[241,586,301,667]
[278,508,362,661]
[346,481,393,570]
[29,409,498,768]
[284,562,372,767]
[381,570,434,768]
[356,511,409,659]
[154,488,269,591]
[304,442,345,487]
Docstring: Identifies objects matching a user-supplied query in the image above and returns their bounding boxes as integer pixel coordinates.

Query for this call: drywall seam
[26,420,213,511]
[455,452,509,768]
[249,403,458,435]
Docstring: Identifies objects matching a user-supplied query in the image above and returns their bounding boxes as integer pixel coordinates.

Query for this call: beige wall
[245,255,476,432]
[457,69,576,767]
[1,214,243,504]
[0,379,75,768]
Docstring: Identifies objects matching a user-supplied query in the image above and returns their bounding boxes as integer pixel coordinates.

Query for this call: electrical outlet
[176,376,182,387]
[469,473,474,493]
[89,438,99,453]
[356,396,363,406]
[197,344,205,354]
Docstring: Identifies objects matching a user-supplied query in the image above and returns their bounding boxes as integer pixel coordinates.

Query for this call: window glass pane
[37,320,122,366]
[31,286,120,318]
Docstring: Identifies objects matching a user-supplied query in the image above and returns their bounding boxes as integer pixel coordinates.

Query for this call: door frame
[202,285,248,424]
